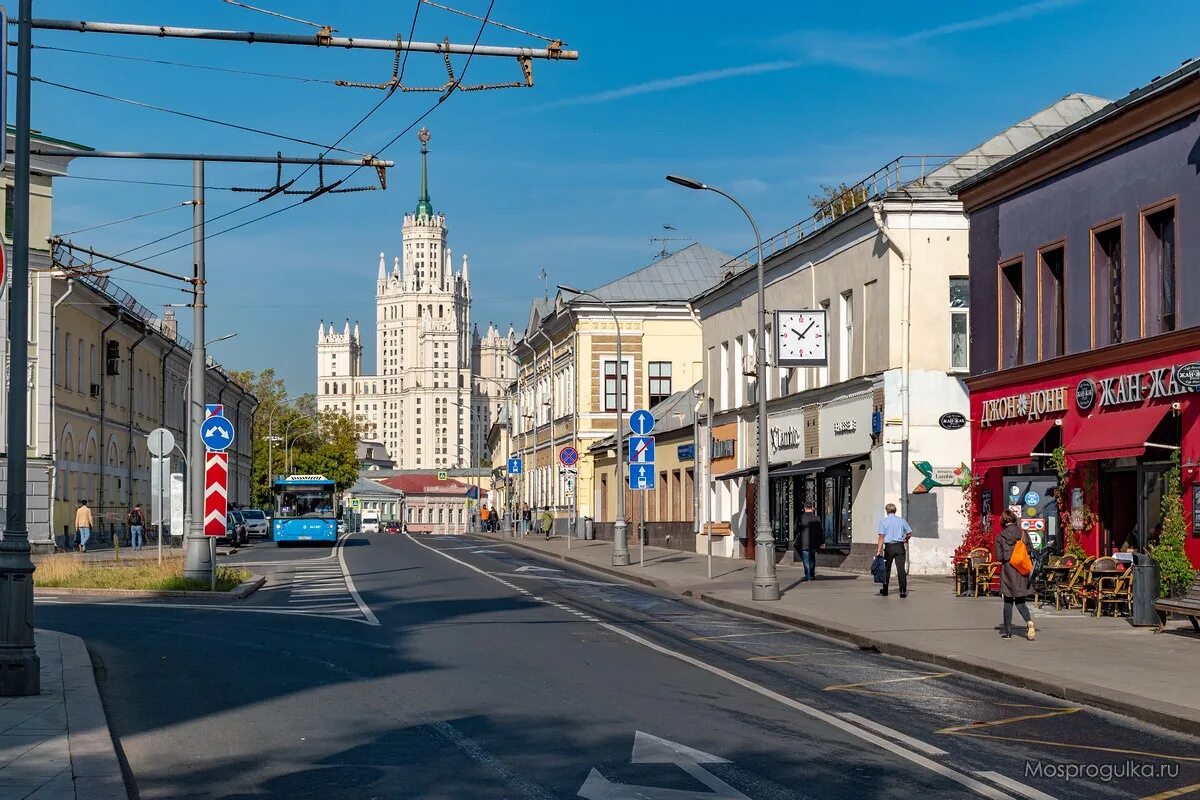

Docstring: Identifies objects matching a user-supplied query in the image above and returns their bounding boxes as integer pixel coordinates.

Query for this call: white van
[362,512,380,534]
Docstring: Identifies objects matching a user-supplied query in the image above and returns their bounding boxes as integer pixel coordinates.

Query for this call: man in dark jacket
[795,503,823,581]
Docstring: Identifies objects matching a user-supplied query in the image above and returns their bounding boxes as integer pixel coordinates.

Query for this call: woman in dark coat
[995,510,1036,640]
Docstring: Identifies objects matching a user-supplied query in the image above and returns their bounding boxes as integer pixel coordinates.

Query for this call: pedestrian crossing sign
[437,470,448,481]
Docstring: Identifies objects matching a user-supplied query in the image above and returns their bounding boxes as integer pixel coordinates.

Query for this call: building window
[1092,226,1122,347]
[839,291,854,381]
[603,359,630,412]
[649,362,672,407]
[1039,245,1066,359]
[999,260,1025,368]
[1144,205,1177,336]
[949,276,969,371]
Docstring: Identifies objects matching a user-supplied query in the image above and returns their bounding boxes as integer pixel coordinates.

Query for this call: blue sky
[28,0,1200,395]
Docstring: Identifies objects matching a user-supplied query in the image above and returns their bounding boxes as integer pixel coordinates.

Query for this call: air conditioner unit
[742,355,758,377]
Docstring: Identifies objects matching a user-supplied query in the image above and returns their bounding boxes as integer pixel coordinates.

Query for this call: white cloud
[533,61,797,110]
[730,178,769,195]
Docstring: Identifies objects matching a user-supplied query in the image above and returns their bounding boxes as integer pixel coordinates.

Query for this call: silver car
[241,508,270,538]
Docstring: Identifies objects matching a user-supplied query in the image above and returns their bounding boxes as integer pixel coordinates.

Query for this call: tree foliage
[1150,451,1197,598]
[809,182,869,222]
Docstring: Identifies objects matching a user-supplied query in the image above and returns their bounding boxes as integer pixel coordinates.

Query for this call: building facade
[691,94,1108,574]
[957,61,1200,567]
[316,129,515,470]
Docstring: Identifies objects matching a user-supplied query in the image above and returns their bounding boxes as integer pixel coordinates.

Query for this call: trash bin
[583,516,594,540]
[1131,552,1161,627]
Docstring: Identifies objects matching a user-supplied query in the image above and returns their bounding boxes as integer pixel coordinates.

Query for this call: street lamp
[557,283,630,567]
[206,332,238,346]
[264,394,290,499]
[282,414,318,473]
[666,174,779,600]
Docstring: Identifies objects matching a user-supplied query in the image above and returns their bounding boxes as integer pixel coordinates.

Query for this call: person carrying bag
[996,509,1036,640]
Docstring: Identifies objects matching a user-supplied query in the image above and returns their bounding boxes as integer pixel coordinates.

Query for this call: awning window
[769,453,869,478]
[974,419,1056,474]
[1064,405,1173,462]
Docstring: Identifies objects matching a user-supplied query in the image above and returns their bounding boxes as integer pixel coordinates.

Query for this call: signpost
[628,410,656,569]
[146,427,175,564]
[201,405,233,588]
[629,436,655,465]
[629,408,655,436]
[507,457,523,475]
[558,446,578,467]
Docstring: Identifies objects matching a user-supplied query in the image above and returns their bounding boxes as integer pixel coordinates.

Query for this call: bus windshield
[275,486,335,518]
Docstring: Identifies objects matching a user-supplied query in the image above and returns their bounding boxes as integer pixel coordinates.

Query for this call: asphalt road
[34,532,1200,799]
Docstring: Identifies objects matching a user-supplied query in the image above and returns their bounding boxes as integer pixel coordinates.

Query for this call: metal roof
[347,476,405,497]
[584,243,735,303]
[589,380,703,451]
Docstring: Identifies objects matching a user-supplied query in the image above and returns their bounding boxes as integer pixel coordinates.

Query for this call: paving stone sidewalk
[0,631,127,800]
[479,532,1200,736]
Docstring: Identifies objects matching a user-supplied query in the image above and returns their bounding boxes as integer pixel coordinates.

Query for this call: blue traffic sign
[507,457,523,475]
[629,409,655,436]
[559,446,579,467]
[629,463,656,491]
[629,435,655,465]
[201,415,235,451]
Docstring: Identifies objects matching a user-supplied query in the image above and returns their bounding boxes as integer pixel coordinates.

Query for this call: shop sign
[831,420,857,434]
[979,386,1068,427]
[1080,363,1200,410]
[1075,379,1097,412]
[711,438,735,461]
[769,425,802,455]
[913,461,971,493]
[1178,363,1200,388]
[938,412,967,430]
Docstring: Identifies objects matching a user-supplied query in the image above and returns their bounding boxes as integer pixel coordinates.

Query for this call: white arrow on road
[514,565,561,573]
[578,732,749,799]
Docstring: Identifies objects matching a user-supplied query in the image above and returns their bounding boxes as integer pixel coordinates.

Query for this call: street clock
[774,309,828,367]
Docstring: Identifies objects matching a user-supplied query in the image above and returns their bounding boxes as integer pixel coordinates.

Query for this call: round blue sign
[629,409,655,436]
[200,415,235,451]
[559,446,579,466]
[1024,491,1041,506]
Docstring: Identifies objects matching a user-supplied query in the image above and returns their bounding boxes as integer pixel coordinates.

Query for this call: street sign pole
[184,160,210,583]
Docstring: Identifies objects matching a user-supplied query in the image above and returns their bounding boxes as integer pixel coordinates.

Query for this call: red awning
[974,419,1056,474]
[1064,404,1173,462]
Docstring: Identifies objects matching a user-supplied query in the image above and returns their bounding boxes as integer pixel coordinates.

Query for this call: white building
[316,129,514,469]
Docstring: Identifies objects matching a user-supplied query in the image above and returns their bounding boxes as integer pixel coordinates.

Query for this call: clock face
[775,309,828,367]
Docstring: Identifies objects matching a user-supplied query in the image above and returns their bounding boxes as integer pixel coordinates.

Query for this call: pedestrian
[127,503,145,550]
[480,504,490,533]
[996,509,1036,640]
[796,503,823,581]
[75,498,94,553]
[522,505,532,535]
[540,507,554,540]
[875,502,912,598]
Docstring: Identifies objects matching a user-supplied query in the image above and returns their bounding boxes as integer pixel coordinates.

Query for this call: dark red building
[955,61,1200,567]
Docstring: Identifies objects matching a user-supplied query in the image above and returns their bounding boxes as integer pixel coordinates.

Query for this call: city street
[33,533,1200,799]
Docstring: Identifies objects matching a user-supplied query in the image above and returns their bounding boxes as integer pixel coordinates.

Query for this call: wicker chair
[1076,557,1117,614]
[1096,564,1134,617]
[1054,556,1094,610]
[956,547,988,596]
[973,550,1000,598]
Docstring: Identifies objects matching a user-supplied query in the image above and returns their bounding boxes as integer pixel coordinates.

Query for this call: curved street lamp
[666,174,779,601]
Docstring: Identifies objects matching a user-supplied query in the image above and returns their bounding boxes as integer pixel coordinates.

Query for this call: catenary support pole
[0,0,40,697]
[183,161,211,582]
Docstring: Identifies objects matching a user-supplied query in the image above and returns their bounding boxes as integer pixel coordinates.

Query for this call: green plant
[1150,451,1197,598]
[953,478,995,563]
[1051,445,1094,558]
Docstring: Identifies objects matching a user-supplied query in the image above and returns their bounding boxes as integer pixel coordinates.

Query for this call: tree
[290,408,365,492]
[229,368,289,508]
[809,182,869,223]
[1150,451,1197,598]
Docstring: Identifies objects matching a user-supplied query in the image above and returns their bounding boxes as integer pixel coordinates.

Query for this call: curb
[34,577,262,600]
[471,535,1200,738]
[232,574,266,599]
[55,630,131,800]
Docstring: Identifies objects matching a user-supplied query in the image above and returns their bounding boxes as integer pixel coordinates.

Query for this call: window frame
[1089,219,1124,349]
[602,358,632,413]
[997,256,1026,369]
[648,361,672,407]
[1140,198,1179,337]
[1037,240,1067,361]
[948,275,970,373]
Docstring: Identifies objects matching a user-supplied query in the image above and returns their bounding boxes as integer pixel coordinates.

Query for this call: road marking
[1141,782,1200,800]
[407,533,1014,800]
[937,707,1082,733]
[47,600,377,624]
[974,771,1056,800]
[498,572,619,587]
[515,565,562,573]
[580,731,749,799]
[745,648,855,660]
[825,672,952,692]
[690,630,793,641]
[835,712,947,756]
[337,532,379,626]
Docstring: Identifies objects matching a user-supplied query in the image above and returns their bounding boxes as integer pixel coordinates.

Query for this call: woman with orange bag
[996,509,1037,640]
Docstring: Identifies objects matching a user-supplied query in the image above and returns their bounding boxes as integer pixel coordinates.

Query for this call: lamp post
[666,174,779,600]
[557,284,629,566]
[282,415,317,473]
[264,393,290,500]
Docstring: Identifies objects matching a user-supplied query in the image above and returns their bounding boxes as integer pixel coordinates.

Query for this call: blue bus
[272,474,338,545]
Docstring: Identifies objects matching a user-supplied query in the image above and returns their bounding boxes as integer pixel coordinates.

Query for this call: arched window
[417,305,422,317]
[342,383,347,394]
[372,383,377,394]
[325,382,330,394]
[439,305,443,318]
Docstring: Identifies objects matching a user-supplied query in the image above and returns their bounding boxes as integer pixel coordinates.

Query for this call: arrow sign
[578,732,748,800]
[629,409,655,436]
[629,435,655,465]
[203,452,229,536]
[514,565,561,573]
[201,415,235,452]
[629,463,655,491]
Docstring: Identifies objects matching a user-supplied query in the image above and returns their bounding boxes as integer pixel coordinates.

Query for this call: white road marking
[514,565,562,573]
[407,533,1014,800]
[338,532,379,626]
[835,712,948,756]
[44,600,377,624]
[974,771,1057,800]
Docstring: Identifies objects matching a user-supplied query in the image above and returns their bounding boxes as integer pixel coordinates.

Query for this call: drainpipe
[572,328,579,529]
[535,328,555,515]
[98,316,121,532]
[50,279,74,542]
[126,326,149,514]
[871,199,914,515]
[160,338,180,437]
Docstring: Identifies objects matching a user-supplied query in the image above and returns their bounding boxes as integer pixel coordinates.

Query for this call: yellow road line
[824,672,952,691]
[943,731,1200,764]
[938,707,1082,733]
[690,629,793,641]
[746,648,854,660]
[1142,782,1200,799]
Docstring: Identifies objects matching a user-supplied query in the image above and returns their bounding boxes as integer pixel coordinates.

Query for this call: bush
[1149,452,1197,598]
[34,555,250,591]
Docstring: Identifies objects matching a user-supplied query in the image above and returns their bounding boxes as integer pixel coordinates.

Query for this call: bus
[272,474,338,545]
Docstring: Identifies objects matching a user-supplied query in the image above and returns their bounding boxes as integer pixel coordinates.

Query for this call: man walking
[796,503,823,581]
[75,498,94,553]
[875,503,912,598]
[127,503,145,550]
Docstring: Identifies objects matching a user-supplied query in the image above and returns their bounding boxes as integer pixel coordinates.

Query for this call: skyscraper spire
[415,127,433,218]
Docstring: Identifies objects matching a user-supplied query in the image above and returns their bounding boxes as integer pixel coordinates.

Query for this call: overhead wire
[419,0,559,44]
[59,174,239,191]
[27,43,342,85]
[220,0,332,30]
[56,201,191,237]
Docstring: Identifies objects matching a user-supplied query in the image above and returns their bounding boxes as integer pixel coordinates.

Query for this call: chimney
[162,308,178,340]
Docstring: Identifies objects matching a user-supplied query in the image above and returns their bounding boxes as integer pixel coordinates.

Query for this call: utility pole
[0,0,39,696]
[184,161,209,581]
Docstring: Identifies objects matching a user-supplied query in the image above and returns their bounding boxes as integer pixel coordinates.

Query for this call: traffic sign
[437,470,448,481]
[205,403,224,418]
[629,409,655,436]
[200,415,235,452]
[559,446,579,467]
[349,498,361,510]
[629,435,655,465]
[629,463,655,491]
[507,457,523,475]
[203,451,228,536]
[146,427,175,457]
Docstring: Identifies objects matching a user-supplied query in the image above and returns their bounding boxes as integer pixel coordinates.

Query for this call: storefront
[970,340,1200,566]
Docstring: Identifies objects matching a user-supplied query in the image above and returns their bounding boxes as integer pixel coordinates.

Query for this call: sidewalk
[479,532,1200,737]
[0,631,128,800]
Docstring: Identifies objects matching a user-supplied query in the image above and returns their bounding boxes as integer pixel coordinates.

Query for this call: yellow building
[511,244,729,537]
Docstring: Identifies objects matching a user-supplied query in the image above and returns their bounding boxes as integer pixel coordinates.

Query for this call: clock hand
[799,320,816,338]
[790,328,803,338]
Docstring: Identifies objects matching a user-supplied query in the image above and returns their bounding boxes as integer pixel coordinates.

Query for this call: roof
[347,476,405,497]
[375,474,475,496]
[583,243,735,303]
[590,381,703,452]
[952,60,1200,194]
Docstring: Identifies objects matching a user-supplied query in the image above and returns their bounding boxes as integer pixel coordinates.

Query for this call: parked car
[221,509,248,547]
[383,520,402,535]
[241,508,269,538]
[362,513,380,534]
[337,519,348,534]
